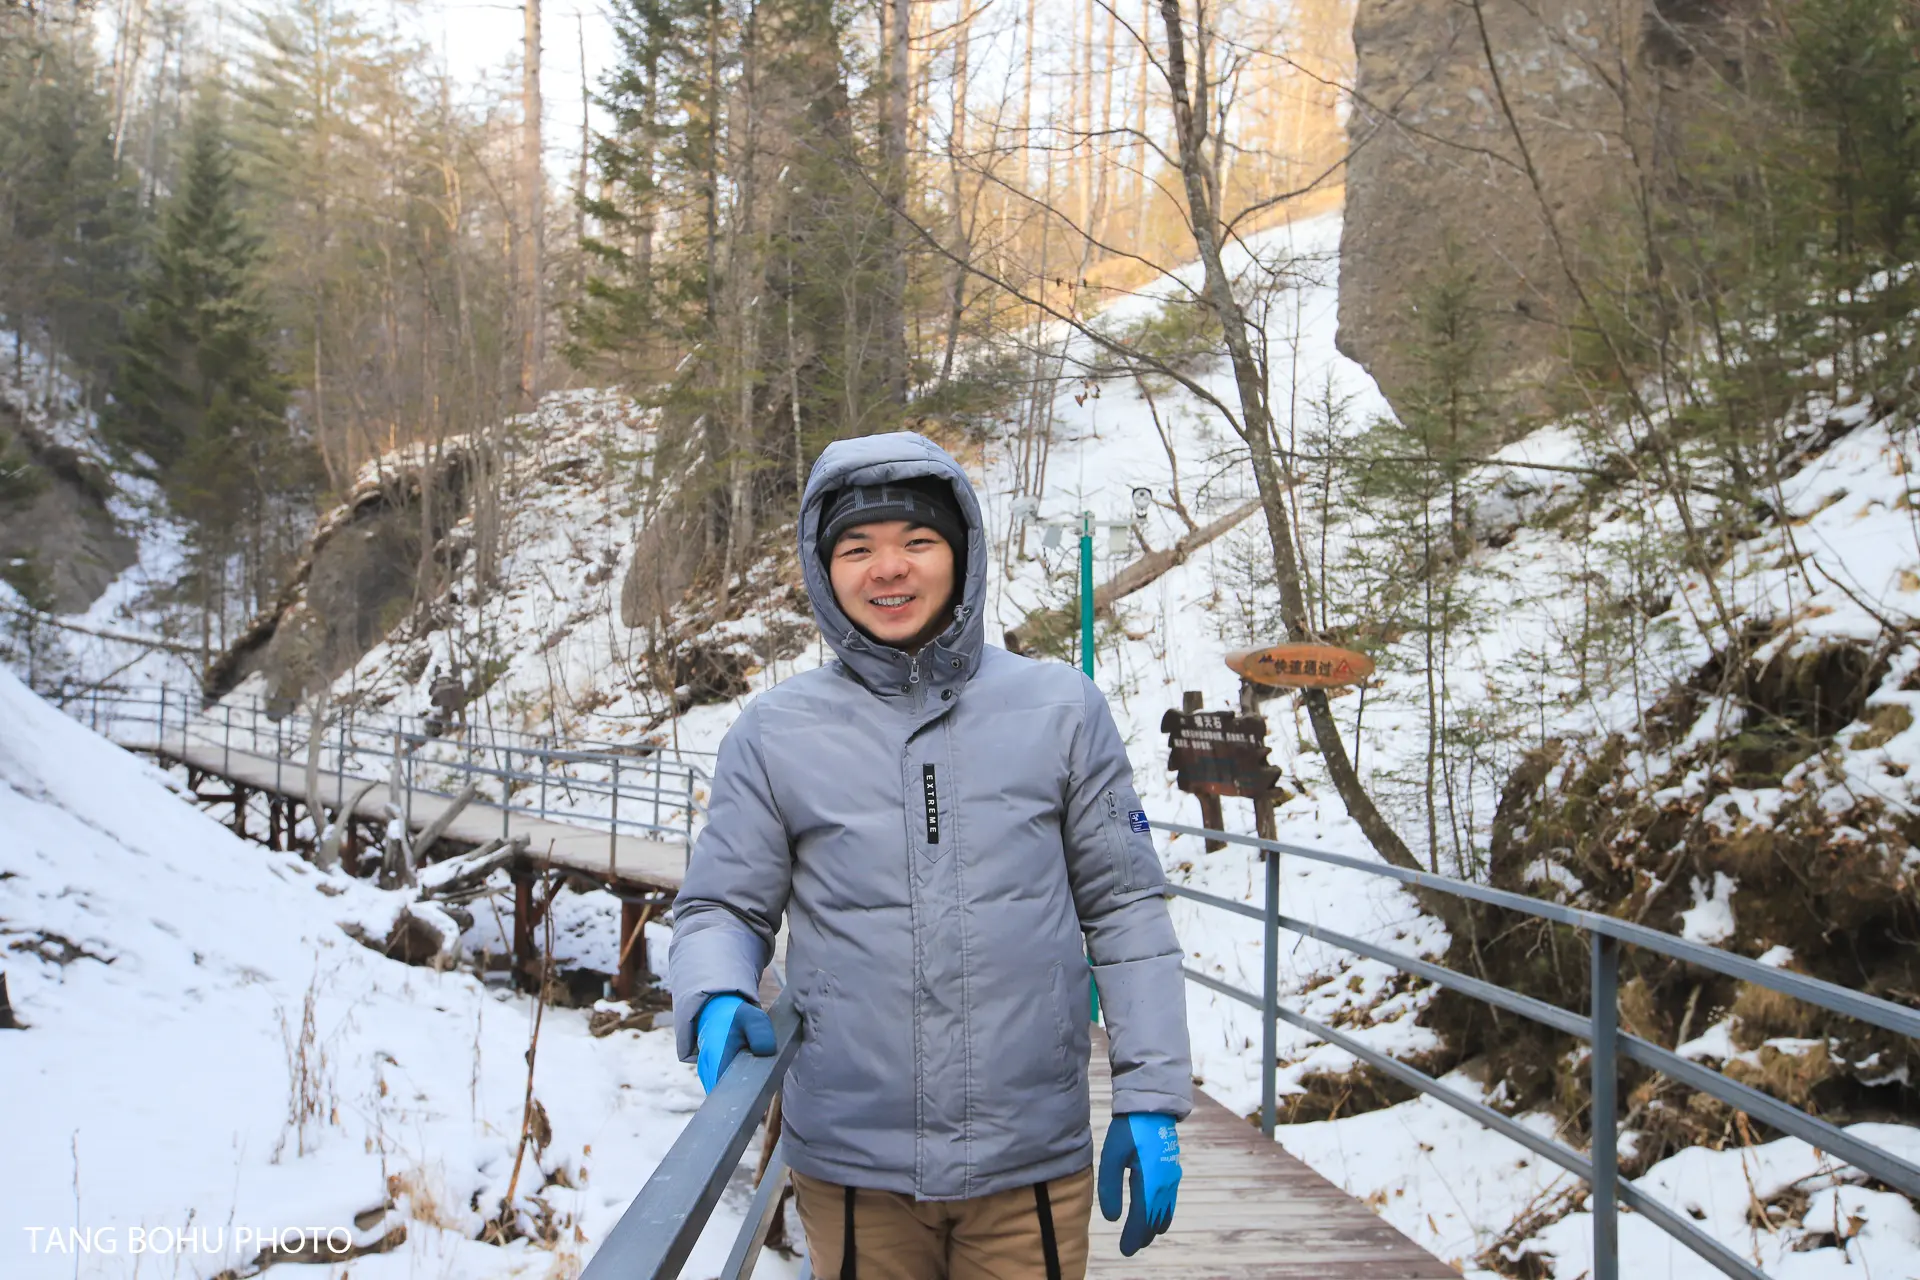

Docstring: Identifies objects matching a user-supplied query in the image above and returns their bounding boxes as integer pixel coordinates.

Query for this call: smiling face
[827,519,957,652]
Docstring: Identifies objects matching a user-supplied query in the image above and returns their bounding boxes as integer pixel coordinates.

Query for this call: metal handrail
[36,677,721,760]
[45,683,711,847]
[1158,818,1920,1280]
[582,989,802,1280]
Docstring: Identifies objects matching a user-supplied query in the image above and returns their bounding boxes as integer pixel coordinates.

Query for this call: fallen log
[411,781,480,863]
[1005,498,1261,654]
[418,836,527,901]
[315,779,381,871]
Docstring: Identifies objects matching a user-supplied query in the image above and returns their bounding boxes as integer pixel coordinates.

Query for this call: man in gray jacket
[670,431,1192,1278]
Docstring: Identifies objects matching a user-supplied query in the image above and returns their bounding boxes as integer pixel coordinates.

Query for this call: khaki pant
[790,1166,1094,1280]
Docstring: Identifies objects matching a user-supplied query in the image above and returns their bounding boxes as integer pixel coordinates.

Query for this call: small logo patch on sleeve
[1128,809,1150,834]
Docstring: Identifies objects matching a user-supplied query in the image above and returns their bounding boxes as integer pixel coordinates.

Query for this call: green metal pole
[1079,512,1095,679]
[1079,511,1101,1023]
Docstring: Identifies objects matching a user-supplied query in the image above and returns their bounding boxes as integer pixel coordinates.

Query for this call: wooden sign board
[1160,709,1280,800]
[1227,643,1375,689]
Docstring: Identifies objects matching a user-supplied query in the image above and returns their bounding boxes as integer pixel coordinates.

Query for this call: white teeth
[872,596,913,607]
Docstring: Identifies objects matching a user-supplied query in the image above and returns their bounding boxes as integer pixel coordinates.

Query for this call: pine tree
[1786,0,1920,266]
[111,91,295,588]
[0,17,146,397]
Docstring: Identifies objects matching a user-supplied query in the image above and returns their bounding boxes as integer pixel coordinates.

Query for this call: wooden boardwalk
[1087,1033,1456,1279]
[132,736,687,891]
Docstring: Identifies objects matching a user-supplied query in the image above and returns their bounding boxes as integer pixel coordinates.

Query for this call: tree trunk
[882,0,911,402]
[1155,0,1419,873]
[939,4,973,383]
[519,0,545,412]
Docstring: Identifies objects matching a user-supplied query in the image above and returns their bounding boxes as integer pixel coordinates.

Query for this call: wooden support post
[230,784,250,840]
[268,796,283,850]
[512,869,537,994]
[1254,791,1278,844]
[1199,794,1226,851]
[343,821,364,878]
[613,898,657,1001]
[614,899,642,1000]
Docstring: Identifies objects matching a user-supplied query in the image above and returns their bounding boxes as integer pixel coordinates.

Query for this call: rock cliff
[1338,0,1680,423]
[0,399,136,613]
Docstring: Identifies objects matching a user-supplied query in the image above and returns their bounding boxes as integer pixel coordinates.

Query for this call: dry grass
[1850,702,1913,750]
[274,967,337,1162]
[387,1166,461,1232]
[1729,978,1824,1051]
[1724,1040,1837,1109]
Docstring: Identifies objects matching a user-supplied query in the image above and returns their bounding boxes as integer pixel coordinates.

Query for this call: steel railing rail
[582,989,802,1280]
[44,683,710,848]
[418,805,1916,1280]
[1157,818,1920,1280]
[37,678,721,761]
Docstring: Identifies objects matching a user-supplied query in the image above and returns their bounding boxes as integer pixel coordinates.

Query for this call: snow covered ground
[9,208,1920,1278]
[0,666,788,1280]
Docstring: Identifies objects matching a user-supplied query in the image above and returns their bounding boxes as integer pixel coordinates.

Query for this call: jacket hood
[800,432,987,695]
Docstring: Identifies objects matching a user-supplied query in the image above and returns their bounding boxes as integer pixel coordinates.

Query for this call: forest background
[5,0,1919,914]
[0,0,1349,654]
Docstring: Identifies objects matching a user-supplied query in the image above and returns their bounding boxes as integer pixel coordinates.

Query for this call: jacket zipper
[908,653,921,685]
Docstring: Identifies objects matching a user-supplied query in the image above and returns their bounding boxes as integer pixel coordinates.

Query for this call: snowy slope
[0,666,783,1280]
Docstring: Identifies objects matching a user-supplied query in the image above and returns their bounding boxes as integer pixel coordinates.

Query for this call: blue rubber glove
[694,994,776,1093]
[1097,1112,1182,1256]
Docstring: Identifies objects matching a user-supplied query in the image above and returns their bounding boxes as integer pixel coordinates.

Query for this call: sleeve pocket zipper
[1103,788,1135,891]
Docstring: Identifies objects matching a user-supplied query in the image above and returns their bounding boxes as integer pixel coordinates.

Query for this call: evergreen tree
[575,0,900,596]
[0,17,146,397]
[111,91,299,606]
[1786,0,1920,266]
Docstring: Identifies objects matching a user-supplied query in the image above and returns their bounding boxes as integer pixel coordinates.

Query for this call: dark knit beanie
[818,477,968,571]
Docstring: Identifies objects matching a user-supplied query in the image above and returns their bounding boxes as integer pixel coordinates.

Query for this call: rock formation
[1338,0,1674,423]
[0,401,136,612]
[205,446,473,708]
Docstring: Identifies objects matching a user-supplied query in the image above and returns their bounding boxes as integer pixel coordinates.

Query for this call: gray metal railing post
[1591,932,1620,1280]
[223,702,232,772]
[1261,846,1280,1139]
[158,686,167,754]
[336,709,347,812]
[610,757,620,864]
[501,745,512,839]
[539,740,549,821]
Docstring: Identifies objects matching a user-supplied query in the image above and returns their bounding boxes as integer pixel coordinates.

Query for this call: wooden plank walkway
[1087,1032,1457,1279]
[132,737,687,891]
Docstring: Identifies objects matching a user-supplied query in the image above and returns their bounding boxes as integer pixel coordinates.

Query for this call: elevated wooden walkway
[131,736,686,891]
[1087,1032,1456,1279]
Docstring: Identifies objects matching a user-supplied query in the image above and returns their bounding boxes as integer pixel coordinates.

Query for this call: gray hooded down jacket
[669,431,1192,1201]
